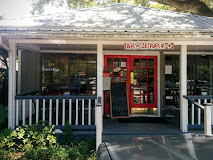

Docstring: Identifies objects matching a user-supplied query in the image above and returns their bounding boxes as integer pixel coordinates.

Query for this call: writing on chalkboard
[110,81,130,118]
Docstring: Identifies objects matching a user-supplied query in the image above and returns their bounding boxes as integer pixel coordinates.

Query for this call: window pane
[134,86,140,94]
[121,68,127,76]
[114,58,120,66]
[148,59,154,66]
[107,67,113,75]
[42,54,68,95]
[148,95,154,104]
[121,77,127,81]
[134,59,140,66]
[121,58,127,67]
[141,95,147,104]
[141,68,147,76]
[141,77,147,85]
[141,59,147,67]
[107,58,113,66]
[134,77,140,85]
[134,95,140,104]
[141,86,147,94]
[134,68,140,76]
[148,86,154,94]
[148,68,154,76]
[148,77,154,85]
[70,63,78,74]
[88,64,96,77]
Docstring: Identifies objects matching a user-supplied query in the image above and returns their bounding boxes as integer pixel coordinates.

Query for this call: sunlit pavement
[97,118,210,160]
[97,133,213,160]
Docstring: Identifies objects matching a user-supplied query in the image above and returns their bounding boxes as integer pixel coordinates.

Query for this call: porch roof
[0,3,213,33]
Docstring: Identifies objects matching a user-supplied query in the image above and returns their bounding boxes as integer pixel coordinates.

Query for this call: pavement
[103,117,182,136]
[97,118,211,160]
[97,133,213,160]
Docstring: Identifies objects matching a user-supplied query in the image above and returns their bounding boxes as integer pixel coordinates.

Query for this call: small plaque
[121,62,126,67]
[103,72,110,90]
[165,65,172,74]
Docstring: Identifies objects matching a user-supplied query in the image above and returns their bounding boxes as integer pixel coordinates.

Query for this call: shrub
[0,121,57,152]
[0,121,96,159]
[0,104,7,130]
[62,121,74,145]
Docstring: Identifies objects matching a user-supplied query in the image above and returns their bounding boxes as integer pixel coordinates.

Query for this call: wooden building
[1,3,213,148]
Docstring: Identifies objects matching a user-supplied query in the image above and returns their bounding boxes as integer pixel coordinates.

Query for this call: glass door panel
[105,57,128,81]
[131,56,157,115]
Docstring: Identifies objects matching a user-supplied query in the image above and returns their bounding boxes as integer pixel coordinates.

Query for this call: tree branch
[152,0,213,17]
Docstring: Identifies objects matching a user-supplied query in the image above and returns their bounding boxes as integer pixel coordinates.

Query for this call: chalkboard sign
[110,81,130,118]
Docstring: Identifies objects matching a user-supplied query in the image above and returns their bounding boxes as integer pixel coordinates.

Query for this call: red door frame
[130,56,157,110]
[104,55,157,115]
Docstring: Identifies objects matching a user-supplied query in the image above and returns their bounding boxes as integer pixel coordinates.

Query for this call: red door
[130,56,157,114]
[104,55,157,115]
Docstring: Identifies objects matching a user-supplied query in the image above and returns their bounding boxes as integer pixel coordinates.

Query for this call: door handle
[131,72,134,84]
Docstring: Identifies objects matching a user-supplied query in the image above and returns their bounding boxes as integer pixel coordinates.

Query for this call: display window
[42,53,97,95]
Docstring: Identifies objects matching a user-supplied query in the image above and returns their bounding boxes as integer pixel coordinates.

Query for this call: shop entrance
[104,55,158,116]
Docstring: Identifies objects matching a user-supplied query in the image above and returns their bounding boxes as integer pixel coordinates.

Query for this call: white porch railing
[183,95,213,135]
[15,95,97,130]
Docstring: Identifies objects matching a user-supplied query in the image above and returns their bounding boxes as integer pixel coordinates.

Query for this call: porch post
[8,42,17,129]
[180,45,188,132]
[96,43,103,150]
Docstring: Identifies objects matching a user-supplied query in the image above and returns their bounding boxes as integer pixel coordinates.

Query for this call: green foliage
[67,0,96,9]
[149,2,174,11]
[72,139,96,160]
[0,104,7,127]
[0,121,57,152]
[23,139,96,160]
[0,121,96,159]
[202,0,213,12]
[62,121,74,145]
[30,0,53,15]
[23,144,70,159]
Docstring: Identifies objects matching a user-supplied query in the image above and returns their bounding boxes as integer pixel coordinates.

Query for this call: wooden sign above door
[124,42,174,50]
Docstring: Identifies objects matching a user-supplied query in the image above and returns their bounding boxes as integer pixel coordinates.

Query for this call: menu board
[110,81,130,118]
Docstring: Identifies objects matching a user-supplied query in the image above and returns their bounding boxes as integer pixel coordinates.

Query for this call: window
[42,54,96,95]
[165,55,213,108]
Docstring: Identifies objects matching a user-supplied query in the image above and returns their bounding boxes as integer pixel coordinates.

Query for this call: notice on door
[103,72,110,90]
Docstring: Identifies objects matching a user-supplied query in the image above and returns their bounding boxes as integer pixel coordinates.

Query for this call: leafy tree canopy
[29,0,213,17]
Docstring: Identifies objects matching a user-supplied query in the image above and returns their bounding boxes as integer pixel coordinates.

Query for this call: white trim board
[9,39,213,46]
[164,51,213,55]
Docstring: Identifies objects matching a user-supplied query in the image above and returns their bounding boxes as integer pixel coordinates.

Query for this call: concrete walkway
[103,118,182,136]
[97,118,211,160]
[98,133,213,160]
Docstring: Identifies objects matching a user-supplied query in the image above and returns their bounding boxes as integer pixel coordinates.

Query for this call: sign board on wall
[103,72,110,90]
[165,65,172,74]
[124,43,174,50]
